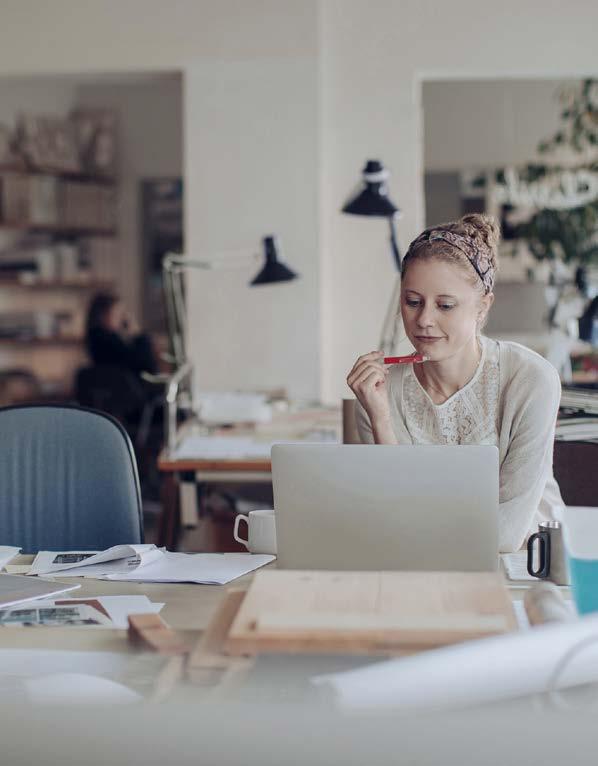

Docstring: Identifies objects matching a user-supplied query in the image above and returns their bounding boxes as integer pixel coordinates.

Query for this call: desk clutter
[187,570,593,713]
[557,385,598,441]
[0,544,273,629]
[26,544,275,584]
[171,406,342,461]
[0,595,163,628]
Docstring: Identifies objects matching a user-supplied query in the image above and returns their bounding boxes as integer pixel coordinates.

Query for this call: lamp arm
[162,250,262,369]
[389,214,402,272]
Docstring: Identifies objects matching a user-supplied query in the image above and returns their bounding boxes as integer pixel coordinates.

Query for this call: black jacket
[86,327,157,375]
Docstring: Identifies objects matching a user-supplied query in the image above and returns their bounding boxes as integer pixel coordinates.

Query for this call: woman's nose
[416,307,436,328]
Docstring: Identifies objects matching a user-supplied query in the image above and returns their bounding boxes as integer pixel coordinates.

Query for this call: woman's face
[104,301,125,332]
[400,258,493,361]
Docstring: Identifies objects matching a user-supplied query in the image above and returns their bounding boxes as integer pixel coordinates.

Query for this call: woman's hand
[346,351,391,424]
[121,311,139,336]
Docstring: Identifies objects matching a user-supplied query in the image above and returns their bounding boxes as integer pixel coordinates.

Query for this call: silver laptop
[271,444,499,572]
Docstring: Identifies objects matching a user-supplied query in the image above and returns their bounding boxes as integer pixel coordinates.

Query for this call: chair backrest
[0,404,143,552]
[553,440,598,507]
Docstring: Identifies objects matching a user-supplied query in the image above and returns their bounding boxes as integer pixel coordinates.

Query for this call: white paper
[102,552,275,584]
[0,603,113,627]
[68,595,164,629]
[0,595,163,629]
[501,552,536,582]
[173,435,273,460]
[0,575,80,609]
[0,547,21,571]
[28,545,162,577]
[312,613,598,712]
[501,552,569,586]
[196,391,272,425]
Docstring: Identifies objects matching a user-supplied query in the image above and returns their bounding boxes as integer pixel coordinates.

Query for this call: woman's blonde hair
[402,213,500,295]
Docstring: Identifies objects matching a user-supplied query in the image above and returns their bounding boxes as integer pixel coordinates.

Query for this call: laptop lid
[272,444,499,572]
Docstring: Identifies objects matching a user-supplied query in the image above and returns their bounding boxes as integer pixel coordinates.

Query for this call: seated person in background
[86,292,157,376]
[0,369,41,407]
[347,213,563,554]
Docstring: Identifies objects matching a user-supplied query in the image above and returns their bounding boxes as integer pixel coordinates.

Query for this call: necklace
[420,339,483,403]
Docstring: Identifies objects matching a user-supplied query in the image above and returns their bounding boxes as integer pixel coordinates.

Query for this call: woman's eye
[438,304,455,311]
[405,299,420,307]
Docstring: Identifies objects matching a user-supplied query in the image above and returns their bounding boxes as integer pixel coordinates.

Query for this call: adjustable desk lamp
[159,235,298,449]
[342,159,404,353]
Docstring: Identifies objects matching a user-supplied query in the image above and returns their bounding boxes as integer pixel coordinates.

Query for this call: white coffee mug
[233,509,277,554]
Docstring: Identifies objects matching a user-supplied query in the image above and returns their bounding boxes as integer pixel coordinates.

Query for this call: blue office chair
[0,404,143,552]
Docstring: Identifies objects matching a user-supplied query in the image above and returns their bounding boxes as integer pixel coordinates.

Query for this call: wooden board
[127,614,191,656]
[225,570,517,656]
[187,589,251,684]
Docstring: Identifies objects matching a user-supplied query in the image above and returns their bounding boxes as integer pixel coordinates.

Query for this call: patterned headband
[404,229,495,293]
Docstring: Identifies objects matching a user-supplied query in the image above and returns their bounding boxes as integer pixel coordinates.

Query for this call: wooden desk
[157,450,271,551]
[157,406,342,550]
[0,558,530,704]
[0,557,257,657]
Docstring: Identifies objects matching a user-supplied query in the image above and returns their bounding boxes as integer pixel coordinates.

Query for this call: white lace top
[403,337,500,446]
[354,337,564,552]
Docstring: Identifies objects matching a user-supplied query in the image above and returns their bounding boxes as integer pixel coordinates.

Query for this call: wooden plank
[225,570,517,656]
[158,455,272,472]
[128,613,190,656]
[187,589,252,684]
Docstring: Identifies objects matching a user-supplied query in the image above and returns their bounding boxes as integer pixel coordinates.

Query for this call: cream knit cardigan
[355,340,563,553]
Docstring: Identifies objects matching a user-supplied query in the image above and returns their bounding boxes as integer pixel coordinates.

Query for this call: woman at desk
[85,292,157,376]
[347,213,563,553]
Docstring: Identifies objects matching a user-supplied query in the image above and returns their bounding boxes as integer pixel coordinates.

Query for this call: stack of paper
[28,545,275,585]
[555,416,598,442]
[27,544,162,578]
[0,547,21,571]
[560,386,598,415]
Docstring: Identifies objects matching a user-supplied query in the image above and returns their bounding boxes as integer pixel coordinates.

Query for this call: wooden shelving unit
[0,164,116,185]
[0,222,117,236]
[0,336,83,347]
[0,163,119,400]
[0,278,114,290]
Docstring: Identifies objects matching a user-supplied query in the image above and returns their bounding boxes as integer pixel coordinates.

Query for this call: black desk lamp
[163,235,298,368]
[342,159,404,352]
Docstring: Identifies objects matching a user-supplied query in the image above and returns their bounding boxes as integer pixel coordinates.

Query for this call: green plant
[512,79,598,267]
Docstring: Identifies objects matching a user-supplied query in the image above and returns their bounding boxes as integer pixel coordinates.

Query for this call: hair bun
[460,213,500,253]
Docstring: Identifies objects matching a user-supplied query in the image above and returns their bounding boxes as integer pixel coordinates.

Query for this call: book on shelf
[0,172,116,231]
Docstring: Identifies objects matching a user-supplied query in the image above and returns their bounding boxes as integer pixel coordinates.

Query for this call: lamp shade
[250,235,298,285]
[342,159,400,218]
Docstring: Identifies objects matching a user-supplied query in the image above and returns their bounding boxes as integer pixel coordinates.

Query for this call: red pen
[384,353,428,365]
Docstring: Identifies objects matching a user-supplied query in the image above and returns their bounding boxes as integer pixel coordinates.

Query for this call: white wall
[0,78,76,124]
[0,0,596,402]
[185,59,320,399]
[76,75,183,320]
[319,0,598,402]
[423,79,576,171]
